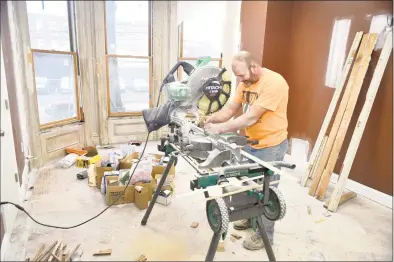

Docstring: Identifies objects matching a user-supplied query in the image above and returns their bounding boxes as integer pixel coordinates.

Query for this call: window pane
[106,1,149,56]
[108,57,150,112]
[33,52,78,125]
[26,1,71,51]
[179,60,220,81]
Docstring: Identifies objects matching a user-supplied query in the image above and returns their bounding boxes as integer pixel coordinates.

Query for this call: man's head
[232,51,261,86]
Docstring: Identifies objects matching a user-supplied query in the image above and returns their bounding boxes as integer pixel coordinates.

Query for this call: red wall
[241,1,393,195]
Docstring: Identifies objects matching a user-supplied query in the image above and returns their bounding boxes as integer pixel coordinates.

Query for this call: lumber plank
[93,249,112,256]
[36,241,58,262]
[324,190,357,208]
[315,33,378,200]
[310,135,328,180]
[301,31,363,187]
[64,244,80,261]
[32,244,45,261]
[308,33,371,196]
[48,240,62,262]
[327,31,393,212]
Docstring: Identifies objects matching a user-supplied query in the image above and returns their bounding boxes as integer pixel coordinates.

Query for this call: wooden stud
[308,33,371,196]
[324,190,357,208]
[36,241,58,262]
[310,135,328,180]
[64,244,80,261]
[301,32,363,187]
[32,244,45,261]
[315,33,378,200]
[48,240,62,262]
[327,31,393,212]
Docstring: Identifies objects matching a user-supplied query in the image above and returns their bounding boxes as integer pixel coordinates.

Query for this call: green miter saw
[142,57,232,133]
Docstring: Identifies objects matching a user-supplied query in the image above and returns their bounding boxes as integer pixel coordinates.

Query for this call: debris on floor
[230,233,242,240]
[217,242,225,252]
[315,218,325,224]
[190,222,199,228]
[135,254,147,261]
[306,205,312,215]
[93,249,112,256]
[322,211,332,217]
[28,241,82,262]
[230,236,236,243]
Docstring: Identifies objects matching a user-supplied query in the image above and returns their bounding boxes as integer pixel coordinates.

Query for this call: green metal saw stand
[141,153,284,262]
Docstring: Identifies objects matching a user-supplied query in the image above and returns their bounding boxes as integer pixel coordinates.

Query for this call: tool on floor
[141,60,296,261]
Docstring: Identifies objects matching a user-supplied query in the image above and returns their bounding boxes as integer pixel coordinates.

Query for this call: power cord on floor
[0,133,151,229]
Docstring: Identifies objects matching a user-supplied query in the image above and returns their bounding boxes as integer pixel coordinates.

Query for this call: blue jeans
[243,139,288,244]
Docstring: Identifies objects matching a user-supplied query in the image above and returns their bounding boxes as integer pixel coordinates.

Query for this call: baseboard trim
[329,173,392,209]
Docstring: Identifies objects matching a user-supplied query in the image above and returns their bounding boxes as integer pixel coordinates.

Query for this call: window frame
[177,21,223,81]
[104,1,153,117]
[27,0,82,129]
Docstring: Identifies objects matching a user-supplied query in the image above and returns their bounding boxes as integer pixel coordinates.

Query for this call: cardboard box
[106,175,135,205]
[134,187,149,210]
[118,152,139,170]
[95,161,114,189]
[76,154,101,168]
[156,189,173,206]
[151,154,176,177]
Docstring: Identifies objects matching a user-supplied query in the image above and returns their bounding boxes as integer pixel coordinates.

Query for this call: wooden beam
[323,190,357,208]
[308,33,371,196]
[315,33,378,200]
[310,135,328,180]
[301,32,363,187]
[327,31,393,212]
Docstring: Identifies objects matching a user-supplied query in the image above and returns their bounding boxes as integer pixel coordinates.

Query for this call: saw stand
[141,153,283,262]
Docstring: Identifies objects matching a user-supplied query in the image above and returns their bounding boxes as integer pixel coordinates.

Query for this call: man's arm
[217,105,267,133]
[208,99,241,123]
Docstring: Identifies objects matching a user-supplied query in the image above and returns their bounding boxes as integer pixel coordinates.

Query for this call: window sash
[104,1,152,116]
[30,49,81,129]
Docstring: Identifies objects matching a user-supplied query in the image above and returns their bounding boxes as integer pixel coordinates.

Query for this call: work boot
[233,219,252,230]
[243,233,273,251]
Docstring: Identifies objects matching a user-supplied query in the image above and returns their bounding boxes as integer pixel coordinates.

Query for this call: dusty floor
[4,142,393,261]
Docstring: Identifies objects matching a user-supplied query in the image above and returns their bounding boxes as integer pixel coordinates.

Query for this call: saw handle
[247,139,259,145]
[270,161,296,170]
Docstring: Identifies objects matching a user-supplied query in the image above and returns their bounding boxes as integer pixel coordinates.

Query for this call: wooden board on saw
[314,33,378,200]
[301,31,363,187]
[308,33,377,197]
[326,31,393,212]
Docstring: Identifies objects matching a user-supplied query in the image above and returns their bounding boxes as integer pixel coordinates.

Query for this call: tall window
[325,19,351,89]
[26,1,80,128]
[177,1,226,80]
[105,1,152,116]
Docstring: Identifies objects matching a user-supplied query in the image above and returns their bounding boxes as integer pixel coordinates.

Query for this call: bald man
[204,51,289,251]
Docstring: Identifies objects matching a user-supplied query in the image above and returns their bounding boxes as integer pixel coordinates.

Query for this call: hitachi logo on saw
[205,85,222,90]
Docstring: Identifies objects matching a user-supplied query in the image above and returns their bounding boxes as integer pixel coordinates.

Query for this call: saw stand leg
[141,154,177,226]
[204,217,276,262]
[257,216,276,261]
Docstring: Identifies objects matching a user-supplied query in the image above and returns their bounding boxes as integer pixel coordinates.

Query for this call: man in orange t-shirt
[204,51,289,251]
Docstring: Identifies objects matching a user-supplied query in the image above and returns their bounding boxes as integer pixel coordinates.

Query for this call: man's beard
[243,70,259,86]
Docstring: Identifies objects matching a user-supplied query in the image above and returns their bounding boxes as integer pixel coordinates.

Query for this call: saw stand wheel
[206,198,229,234]
[263,186,286,221]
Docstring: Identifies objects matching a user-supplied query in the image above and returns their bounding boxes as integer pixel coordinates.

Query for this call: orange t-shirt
[233,68,289,149]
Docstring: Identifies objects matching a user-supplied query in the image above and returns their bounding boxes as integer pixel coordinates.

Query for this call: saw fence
[300,30,393,212]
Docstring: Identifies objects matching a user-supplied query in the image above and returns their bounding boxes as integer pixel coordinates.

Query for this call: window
[177,1,226,80]
[105,1,152,116]
[26,1,80,128]
[324,19,351,88]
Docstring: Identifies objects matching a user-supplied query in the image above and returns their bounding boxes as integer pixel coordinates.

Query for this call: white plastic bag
[57,153,78,168]
[129,156,153,185]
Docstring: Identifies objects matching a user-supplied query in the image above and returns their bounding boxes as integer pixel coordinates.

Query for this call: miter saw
[141,59,295,262]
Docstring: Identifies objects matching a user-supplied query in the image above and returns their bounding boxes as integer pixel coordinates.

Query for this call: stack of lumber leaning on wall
[300,29,393,212]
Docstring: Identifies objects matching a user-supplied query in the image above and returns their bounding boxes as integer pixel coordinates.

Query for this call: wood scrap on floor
[93,249,112,256]
[216,242,225,252]
[230,233,242,240]
[190,222,199,228]
[135,254,147,261]
[30,241,82,262]
[299,30,392,212]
